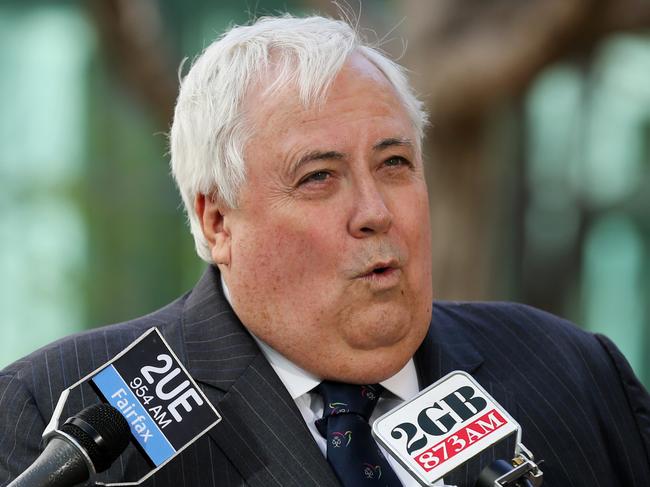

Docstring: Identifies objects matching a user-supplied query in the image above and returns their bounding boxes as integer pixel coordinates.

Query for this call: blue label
[93,365,176,466]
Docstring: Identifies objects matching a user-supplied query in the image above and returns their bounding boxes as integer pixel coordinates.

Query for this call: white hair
[169,14,428,262]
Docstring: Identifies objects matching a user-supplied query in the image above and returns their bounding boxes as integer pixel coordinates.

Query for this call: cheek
[232,215,343,294]
[396,188,432,285]
[412,204,432,263]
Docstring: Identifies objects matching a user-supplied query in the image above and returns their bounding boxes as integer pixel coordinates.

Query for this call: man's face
[215,53,432,383]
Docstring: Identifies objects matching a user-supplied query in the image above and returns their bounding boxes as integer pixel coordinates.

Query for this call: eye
[384,156,412,168]
[298,170,331,185]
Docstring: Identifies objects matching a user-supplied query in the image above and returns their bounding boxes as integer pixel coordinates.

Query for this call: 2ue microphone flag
[91,328,221,468]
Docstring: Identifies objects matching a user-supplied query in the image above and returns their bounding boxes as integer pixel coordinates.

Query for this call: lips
[358,259,400,279]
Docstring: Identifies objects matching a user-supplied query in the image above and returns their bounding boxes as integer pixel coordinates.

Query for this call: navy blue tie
[315,381,402,486]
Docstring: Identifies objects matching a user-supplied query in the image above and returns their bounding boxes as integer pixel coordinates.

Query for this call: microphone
[88,327,222,470]
[475,443,542,487]
[9,403,130,487]
[372,371,543,486]
[36,327,221,486]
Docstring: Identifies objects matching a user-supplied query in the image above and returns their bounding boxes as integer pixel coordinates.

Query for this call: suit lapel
[415,308,519,487]
[179,266,338,487]
[414,330,484,386]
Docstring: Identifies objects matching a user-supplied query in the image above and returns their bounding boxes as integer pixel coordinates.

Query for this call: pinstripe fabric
[419,302,650,487]
[1,266,649,486]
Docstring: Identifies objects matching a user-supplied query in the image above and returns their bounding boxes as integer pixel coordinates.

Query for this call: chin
[319,332,422,384]
[346,304,415,343]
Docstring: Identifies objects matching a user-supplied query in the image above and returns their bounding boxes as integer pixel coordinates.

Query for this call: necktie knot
[318,381,382,422]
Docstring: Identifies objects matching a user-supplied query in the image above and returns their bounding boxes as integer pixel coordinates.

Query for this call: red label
[413,409,507,472]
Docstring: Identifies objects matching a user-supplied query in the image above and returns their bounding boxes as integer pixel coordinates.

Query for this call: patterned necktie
[315,381,402,486]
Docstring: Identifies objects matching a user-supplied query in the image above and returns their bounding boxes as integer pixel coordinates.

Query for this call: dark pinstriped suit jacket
[1,265,649,486]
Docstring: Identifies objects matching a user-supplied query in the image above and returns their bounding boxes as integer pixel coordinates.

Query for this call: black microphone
[9,403,130,487]
[476,455,541,487]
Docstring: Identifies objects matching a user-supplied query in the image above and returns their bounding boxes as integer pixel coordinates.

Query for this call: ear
[195,193,231,266]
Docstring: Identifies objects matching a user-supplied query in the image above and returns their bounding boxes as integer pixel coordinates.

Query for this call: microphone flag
[372,371,521,486]
[91,328,221,467]
[43,328,221,486]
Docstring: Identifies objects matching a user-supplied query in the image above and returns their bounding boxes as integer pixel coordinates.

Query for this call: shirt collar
[221,275,420,401]
[381,358,419,401]
[252,336,321,399]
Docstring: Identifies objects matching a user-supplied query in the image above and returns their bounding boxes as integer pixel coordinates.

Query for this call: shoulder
[432,300,584,337]
[430,301,650,475]
[429,300,650,397]
[427,301,642,415]
[430,301,601,360]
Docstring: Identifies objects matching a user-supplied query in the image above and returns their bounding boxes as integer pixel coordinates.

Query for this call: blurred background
[1,0,649,387]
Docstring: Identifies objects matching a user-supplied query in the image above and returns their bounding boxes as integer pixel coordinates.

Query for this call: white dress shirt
[221,277,448,486]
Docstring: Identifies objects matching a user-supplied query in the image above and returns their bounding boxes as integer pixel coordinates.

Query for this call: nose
[348,179,392,238]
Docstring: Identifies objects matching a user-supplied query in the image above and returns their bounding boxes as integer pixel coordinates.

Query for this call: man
[1,14,649,487]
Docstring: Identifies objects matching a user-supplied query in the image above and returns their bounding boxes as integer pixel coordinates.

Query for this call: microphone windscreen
[59,404,130,472]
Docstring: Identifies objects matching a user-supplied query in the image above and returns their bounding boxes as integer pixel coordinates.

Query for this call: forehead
[243,53,414,153]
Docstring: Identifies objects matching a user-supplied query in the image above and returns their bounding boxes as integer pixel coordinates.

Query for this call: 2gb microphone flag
[90,328,221,468]
[372,371,520,486]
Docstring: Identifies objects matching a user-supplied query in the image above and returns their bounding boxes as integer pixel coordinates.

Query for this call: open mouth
[358,265,401,288]
[359,261,400,280]
[371,267,390,275]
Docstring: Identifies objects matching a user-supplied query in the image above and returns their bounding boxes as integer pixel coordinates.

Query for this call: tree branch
[85,0,178,128]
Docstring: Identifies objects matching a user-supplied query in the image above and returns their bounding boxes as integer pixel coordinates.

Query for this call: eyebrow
[373,137,414,151]
[288,150,344,178]
[296,150,345,168]
[289,137,414,176]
